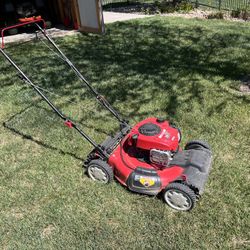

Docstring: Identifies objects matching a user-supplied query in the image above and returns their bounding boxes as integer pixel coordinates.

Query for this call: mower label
[127,168,161,195]
[138,176,156,187]
[158,129,170,139]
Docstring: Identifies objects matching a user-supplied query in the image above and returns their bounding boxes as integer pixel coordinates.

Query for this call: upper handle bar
[1,18,46,49]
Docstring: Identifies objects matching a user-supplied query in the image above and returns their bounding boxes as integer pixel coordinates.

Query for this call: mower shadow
[2,104,86,161]
[2,99,118,162]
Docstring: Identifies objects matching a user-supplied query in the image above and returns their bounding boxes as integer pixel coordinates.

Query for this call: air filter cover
[138,123,161,136]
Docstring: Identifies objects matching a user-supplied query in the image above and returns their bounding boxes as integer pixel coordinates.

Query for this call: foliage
[231,8,241,18]
[231,8,250,20]
[141,0,194,14]
[241,9,250,20]
[177,1,194,12]
[207,11,224,19]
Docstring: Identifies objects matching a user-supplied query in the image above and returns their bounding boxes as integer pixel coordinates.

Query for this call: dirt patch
[41,224,56,238]
[240,83,250,93]
[239,76,250,94]
[231,237,250,249]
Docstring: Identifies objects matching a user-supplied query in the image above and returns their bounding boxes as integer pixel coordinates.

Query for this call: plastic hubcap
[89,166,108,183]
[165,190,191,211]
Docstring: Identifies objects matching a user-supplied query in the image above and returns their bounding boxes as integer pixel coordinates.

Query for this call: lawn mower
[0,19,212,211]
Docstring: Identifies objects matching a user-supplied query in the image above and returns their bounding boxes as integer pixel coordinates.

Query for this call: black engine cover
[138,123,161,136]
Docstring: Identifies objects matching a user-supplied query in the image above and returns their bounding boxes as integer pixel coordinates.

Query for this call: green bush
[231,8,250,20]
[157,1,175,13]
[231,9,241,18]
[241,9,250,20]
[154,0,193,14]
[176,1,194,12]
[207,12,224,19]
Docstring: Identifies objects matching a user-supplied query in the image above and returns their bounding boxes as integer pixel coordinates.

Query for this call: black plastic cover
[126,167,161,195]
[138,123,161,136]
[169,149,212,194]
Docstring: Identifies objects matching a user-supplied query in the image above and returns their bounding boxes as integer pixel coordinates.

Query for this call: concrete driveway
[3,12,152,45]
[103,11,153,23]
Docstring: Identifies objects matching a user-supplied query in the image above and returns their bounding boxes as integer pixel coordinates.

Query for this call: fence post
[195,0,199,8]
[218,0,221,10]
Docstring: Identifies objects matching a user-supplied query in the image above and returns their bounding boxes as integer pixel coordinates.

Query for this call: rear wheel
[185,140,211,151]
[87,159,114,184]
[163,183,196,211]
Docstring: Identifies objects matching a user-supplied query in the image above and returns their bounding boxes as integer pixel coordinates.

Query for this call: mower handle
[1,18,46,49]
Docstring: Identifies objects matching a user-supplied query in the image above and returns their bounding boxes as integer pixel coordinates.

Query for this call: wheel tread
[163,182,196,211]
[87,159,114,183]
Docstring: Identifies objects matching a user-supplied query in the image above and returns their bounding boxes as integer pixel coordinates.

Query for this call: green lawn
[0,16,250,249]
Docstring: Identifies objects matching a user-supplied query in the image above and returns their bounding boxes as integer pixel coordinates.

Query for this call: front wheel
[87,159,114,184]
[163,183,196,211]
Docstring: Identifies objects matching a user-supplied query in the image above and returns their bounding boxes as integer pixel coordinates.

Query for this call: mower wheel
[163,183,196,211]
[87,159,114,184]
[185,140,211,151]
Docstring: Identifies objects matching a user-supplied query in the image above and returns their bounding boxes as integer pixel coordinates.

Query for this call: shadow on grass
[2,103,86,161]
[1,17,250,152]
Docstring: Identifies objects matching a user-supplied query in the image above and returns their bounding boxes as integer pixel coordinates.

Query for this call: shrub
[231,9,241,18]
[176,1,194,12]
[241,9,250,21]
[231,8,250,20]
[154,0,193,14]
[207,12,224,19]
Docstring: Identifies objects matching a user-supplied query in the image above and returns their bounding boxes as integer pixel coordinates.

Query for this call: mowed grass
[0,16,250,249]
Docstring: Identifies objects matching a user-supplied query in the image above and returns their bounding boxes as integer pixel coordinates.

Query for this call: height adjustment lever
[64,120,73,128]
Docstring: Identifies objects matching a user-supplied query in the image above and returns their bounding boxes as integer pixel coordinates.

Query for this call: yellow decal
[139,177,155,187]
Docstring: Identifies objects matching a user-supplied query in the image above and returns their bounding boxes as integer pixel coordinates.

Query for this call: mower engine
[127,117,181,168]
[150,149,172,167]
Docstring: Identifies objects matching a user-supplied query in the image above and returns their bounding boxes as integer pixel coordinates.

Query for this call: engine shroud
[128,117,180,152]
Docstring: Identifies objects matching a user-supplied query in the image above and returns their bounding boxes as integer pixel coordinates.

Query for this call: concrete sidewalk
[103,11,153,23]
[3,27,77,46]
[2,12,152,45]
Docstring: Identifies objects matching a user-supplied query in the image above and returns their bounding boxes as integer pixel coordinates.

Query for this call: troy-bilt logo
[139,177,155,187]
[158,129,170,140]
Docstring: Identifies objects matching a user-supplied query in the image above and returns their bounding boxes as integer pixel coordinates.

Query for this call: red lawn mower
[0,20,212,211]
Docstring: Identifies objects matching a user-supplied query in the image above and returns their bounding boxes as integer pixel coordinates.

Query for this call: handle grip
[1,18,46,49]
